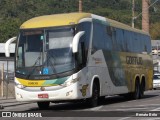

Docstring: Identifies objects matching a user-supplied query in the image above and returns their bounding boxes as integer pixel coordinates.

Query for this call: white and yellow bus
[5,13,153,109]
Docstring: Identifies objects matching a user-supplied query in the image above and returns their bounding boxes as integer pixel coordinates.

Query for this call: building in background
[151,40,160,73]
[0,43,15,58]
[0,43,15,72]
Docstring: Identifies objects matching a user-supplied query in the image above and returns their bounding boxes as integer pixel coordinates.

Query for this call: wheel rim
[92,84,98,106]
[93,88,98,101]
[135,82,140,99]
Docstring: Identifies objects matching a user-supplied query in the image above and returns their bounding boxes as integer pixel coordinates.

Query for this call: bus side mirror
[72,31,85,53]
[5,37,17,57]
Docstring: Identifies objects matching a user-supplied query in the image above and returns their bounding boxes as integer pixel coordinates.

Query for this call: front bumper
[15,82,83,102]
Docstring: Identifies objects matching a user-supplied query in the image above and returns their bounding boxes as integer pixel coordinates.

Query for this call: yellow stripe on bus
[16,78,45,87]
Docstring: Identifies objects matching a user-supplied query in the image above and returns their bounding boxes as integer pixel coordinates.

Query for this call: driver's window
[17,46,23,67]
[77,42,83,65]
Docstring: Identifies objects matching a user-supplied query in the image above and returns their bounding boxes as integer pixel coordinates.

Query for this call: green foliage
[0,18,21,42]
[0,0,160,42]
[150,22,160,40]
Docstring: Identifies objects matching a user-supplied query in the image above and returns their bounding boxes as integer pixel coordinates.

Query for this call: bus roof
[20,13,91,29]
[20,12,149,36]
[91,14,149,36]
[106,18,149,35]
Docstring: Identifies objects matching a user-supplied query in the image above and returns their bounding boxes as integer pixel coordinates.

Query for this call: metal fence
[0,59,15,99]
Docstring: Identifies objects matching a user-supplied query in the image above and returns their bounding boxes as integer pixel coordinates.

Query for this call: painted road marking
[116,107,148,111]
[151,107,160,111]
[89,105,103,111]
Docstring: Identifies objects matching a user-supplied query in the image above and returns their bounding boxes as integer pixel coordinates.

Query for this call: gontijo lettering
[28,82,38,85]
[126,56,143,65]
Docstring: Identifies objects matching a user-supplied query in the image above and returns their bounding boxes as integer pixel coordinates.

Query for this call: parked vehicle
[153,73,160,90]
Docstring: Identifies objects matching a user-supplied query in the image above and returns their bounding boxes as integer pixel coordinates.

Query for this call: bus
[5,12,153,109]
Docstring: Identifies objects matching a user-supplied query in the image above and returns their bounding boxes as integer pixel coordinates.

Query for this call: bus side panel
[88,50,153,96]
[88,50,129,96]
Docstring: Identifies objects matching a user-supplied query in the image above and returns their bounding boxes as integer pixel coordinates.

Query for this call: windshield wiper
[45,51,57,74]
[26,54,41,79]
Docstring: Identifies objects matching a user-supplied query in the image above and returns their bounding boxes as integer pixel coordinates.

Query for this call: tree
[150,22,160,40]
[0,0,160,42]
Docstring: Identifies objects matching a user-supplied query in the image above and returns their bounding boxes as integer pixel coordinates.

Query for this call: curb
[3,102,33,108]
[0,98,32,110]
[0,97,15,100]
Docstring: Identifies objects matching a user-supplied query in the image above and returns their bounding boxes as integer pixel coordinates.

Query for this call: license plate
[38,94,49,98]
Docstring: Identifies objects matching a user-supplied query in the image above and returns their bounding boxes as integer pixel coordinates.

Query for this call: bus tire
[121,93,131,100]
[88,83,99,107]
[99,96,105,103]
[37,101,50,109]
[132,80,140,99]
[140,81,145,98]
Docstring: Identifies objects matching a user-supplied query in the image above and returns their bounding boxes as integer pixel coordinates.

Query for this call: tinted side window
[105,26,113,50]
[116,28,125,51]
[77,22,91,49]
[146,36,151,53]
[92,21,105,52]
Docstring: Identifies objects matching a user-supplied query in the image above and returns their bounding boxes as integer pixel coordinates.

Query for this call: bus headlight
[62,77,80,87]
[15,82,26,89]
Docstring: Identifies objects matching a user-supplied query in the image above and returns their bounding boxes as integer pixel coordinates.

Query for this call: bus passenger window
[92,22,105,52]
[106,26,112,37]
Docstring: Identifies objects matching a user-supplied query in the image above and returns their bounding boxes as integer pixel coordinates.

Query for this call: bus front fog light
[16,84,26,89]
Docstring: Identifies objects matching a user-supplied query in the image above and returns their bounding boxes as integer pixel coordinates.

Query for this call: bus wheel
[37,102,50,109]
[88,83,99,107]
[140,82,145,98]
[99,96,105,103]
[132,80,140,99]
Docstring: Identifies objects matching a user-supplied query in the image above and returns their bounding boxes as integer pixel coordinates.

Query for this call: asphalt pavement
[0,97,30,110]
[1,90,160,120]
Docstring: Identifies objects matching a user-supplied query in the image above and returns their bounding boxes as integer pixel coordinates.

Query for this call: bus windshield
[16,27,75,77]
